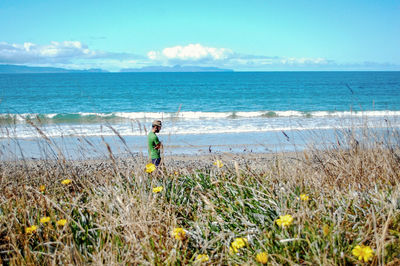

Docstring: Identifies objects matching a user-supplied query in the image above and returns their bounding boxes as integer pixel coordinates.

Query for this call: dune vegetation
[0,126,400,265]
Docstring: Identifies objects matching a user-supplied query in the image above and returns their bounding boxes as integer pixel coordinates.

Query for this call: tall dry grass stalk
[0,122,399,265]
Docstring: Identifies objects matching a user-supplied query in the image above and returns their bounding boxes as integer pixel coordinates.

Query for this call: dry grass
[0,126,400,265]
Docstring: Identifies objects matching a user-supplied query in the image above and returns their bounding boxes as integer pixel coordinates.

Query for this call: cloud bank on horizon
[0,41,398,71]
[0,41,142,67]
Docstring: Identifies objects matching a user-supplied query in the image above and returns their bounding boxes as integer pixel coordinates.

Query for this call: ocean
[1,71,400,159]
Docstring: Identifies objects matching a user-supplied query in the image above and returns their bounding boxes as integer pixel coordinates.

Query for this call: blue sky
[0,0,399,71]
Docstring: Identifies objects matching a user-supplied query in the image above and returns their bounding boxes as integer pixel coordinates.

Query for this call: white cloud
[1,41,397,71]
[0,41,96,63]
[146,43,336,70]
[280,57,328,65]
[148,43,233,62]
[0,41,142,65]
[147,50,158,60]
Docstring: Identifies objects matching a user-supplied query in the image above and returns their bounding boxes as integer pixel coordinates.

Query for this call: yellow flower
[256,252,268,264]
[152,186,163,193]
[172,227,186,240]
[213,160,224,168]
[174,171,179,176]
[56,219,67,226]
[145,163,156,173]
[230,237,248,253]
[40,216,51,224]
[352,245,374,262]
[322,224,330,236]
[61,179,71,185]
[276,214,294,228]
[25,225,38,234]
[195,254,209,262]
[39,185,46,192]
[300,193,310,201]
[229,246,235,254]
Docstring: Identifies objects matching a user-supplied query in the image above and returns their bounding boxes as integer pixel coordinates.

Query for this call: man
[148,120,162,167]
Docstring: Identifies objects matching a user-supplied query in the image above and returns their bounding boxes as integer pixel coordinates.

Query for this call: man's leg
[152,158,161,167]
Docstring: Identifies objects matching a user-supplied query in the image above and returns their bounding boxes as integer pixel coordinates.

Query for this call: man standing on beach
[148,120,162,167]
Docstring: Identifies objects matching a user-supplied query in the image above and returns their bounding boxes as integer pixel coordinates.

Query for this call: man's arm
[154,135,162,149]
[152,134,162,149]
[155,142,162,149]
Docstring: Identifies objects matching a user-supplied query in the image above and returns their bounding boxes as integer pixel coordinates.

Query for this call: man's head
[152,120,162,133]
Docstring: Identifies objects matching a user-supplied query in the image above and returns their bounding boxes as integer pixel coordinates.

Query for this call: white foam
[2,110,400,123]
[274,111,304,117]
[1,110,400,139]
[235,111,265,117]
[46,113,58,118]
[78,112,114,117]
[3,116,399,139]
[111,110,400,119]
[310,110,400,117]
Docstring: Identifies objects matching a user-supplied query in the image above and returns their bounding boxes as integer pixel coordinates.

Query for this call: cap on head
[152,120,162,127]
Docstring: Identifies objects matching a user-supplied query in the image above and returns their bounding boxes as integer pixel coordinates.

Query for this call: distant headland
[0,64,233,73]
[0,64,108,73]
[120,65,234,72]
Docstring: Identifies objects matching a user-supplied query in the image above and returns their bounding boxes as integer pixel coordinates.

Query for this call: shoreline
[1,125,398,161]
[0,128,337,161]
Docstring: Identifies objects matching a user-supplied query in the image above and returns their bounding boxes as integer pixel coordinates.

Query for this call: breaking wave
[1,110,400,125]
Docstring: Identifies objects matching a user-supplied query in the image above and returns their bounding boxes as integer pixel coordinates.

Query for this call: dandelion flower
[256,252,268,264]
[61,179,71,185]
[229,246,235,254]
[276,214,294,228]
[25,225,38,234]
[56,219,67,226]
[322,224,330,236]
[40,216,51,224]
[152,186,163,193]
[230,237,248,253]
[300,193,310,201]
[145,163,156,173]
[213,160,224,168]
[232,237,247,249]
[39,185,46,192]
[171,227,186,240]
[195,254,209,262]
[352,245,374,262]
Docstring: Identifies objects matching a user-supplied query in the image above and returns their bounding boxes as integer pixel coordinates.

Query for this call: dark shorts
[152,158,161,167]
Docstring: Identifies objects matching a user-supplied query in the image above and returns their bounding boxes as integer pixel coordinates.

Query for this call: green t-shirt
[148,132,161,159]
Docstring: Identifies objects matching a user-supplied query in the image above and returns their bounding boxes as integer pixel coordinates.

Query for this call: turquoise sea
[1,71,399,159]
